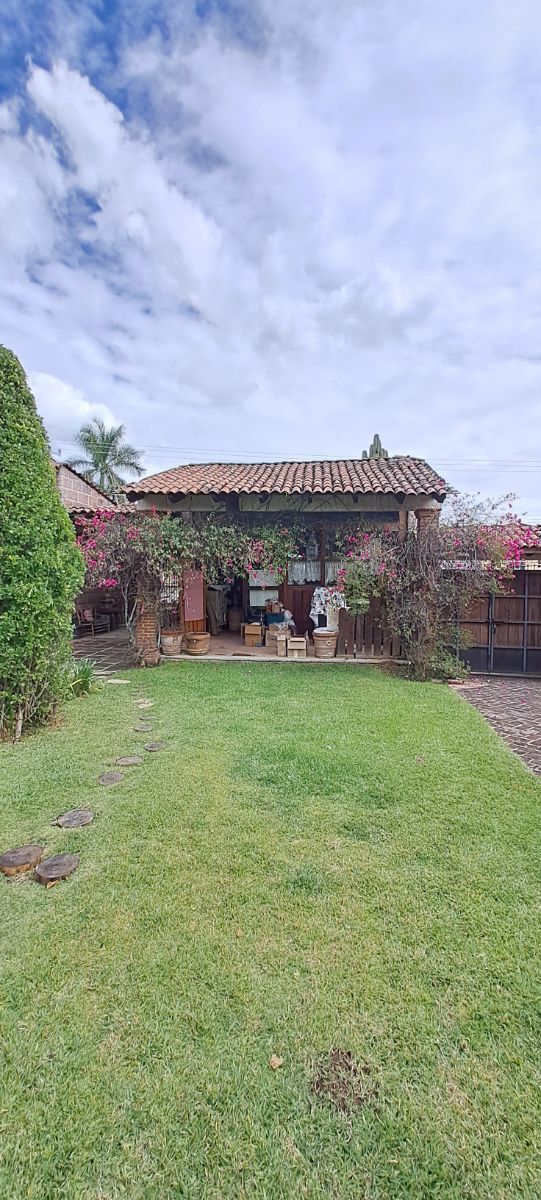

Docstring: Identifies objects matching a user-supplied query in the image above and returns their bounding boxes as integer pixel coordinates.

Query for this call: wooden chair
[75,608,110,637]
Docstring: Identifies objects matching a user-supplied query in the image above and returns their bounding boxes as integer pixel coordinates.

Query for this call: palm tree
[67,418,144,495]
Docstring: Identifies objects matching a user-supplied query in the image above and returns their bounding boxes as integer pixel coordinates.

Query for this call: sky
[1,0,541,516]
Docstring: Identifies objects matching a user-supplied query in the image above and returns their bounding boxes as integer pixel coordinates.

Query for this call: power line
[47,433,541,466]
[48,442,541,472]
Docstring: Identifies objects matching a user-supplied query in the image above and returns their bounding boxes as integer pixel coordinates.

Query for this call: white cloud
[29,372,117,456]
[1,2,541,514]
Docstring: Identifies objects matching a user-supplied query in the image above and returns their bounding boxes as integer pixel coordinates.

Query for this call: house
[126,456,446,638]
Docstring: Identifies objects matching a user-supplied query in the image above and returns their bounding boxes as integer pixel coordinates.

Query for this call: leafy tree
[0,348,84,739]
[67,417,143,495]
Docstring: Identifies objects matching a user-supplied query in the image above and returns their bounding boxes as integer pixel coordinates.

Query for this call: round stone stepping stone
[0,844,44,877]
[115,755,144,767]
[137,700,154,709]
[144,741,165,752]
[53,808,94,829]
[99,770,124,786]
[35,853,79,887]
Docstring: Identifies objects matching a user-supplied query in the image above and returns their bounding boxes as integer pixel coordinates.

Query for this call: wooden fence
[337,600,401,659]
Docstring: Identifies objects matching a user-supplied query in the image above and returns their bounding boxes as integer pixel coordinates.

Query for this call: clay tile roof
[126,457,446,501]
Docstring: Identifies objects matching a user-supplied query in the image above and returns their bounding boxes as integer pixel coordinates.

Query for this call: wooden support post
[319,523,326,585]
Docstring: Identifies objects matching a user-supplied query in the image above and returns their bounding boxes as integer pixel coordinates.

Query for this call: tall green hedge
[0,347,84,738]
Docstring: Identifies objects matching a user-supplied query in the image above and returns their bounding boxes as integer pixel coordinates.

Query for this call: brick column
[135,606,160,666]
[416,507,440,535]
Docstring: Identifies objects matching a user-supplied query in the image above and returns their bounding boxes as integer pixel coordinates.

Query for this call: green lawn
[1,663,541,1199]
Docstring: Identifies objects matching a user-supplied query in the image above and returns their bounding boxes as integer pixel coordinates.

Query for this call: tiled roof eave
[126,456,447,500]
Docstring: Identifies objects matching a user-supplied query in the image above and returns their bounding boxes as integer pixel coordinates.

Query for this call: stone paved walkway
[72,628,137,675]
[452,677,541,775]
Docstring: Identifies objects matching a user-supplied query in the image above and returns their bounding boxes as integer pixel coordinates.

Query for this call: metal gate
[460,568,541,674]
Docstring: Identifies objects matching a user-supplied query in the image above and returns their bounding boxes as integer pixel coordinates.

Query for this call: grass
[1,662,541,1199]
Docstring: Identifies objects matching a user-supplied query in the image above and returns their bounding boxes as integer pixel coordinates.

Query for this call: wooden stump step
[0,845,44,877]
[35,854,79,887]
[53,809,93,829]
[99,771,125,786]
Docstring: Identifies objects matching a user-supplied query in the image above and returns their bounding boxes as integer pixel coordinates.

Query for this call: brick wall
[416,507,440,534]
[135,608,160,666]
[56,464,109,512]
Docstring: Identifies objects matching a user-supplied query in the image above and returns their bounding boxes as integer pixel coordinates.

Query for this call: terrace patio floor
[73,626,389,671]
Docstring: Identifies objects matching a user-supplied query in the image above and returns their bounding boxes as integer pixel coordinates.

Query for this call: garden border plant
[0,348,84,740]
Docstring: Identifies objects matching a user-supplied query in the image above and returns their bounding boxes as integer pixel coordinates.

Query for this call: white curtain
[325,559,347,584]
[288,558,320,584]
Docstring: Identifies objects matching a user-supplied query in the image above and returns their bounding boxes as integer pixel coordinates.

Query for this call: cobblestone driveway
[452,677,541,774]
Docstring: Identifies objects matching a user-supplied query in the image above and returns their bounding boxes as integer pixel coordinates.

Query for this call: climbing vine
[339,495,526,679]
[76,511,301,640]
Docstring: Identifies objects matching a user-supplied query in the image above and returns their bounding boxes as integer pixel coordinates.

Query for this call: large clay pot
[313,629,338,659]
[160,629,183,656]
[184,632,211,656]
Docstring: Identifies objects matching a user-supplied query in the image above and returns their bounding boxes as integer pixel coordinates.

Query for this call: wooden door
[492,574,526,673]
[460,594,491,672]
[459,571,541,675]
[279,584,315,634]
[526,572,541,673]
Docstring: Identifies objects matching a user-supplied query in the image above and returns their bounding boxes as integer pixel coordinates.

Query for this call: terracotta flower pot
[160,629,183,656]
[184,632,211,656]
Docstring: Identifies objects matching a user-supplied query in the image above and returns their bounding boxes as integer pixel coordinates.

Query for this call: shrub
[0,348,84,739]
[342,558,372,615]
[69,659,99,697]
[428,645,469,682]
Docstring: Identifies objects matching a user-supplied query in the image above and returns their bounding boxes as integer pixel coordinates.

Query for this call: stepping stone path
[99,770,125,786]
[35,853,79,887]
[107,678,131,686]
[0,845,44,877]
[53,808,94,828]
[144,742,165,752]
[134,722,153,733]
[115,755,144,767]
